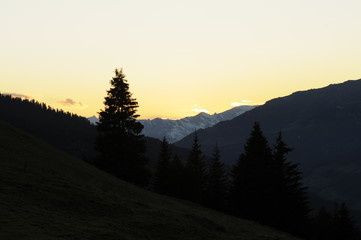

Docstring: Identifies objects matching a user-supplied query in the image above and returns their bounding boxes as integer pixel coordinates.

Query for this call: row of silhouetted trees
[0,93,96,159]
[153,135,224,205]
[312,204,361,240]
[94,68,360,239]
[153,124,310,237]
[153,125,361,239]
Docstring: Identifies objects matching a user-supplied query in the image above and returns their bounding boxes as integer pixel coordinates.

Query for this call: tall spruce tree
[168,154,186,198]
[205,145,228,210]
[184,132,207,203]
[272,132,310,236]
[312,204,361,240]
[312,207,334,240]
[333,203,361,240]
[153,137,172,194]
[228,122,274,223]
[95,68,150,186]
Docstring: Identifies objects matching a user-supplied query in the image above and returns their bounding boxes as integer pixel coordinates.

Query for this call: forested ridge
[0,93,97,159]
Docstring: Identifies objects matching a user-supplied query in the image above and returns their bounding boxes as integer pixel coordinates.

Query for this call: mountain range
[175,79,361,212]
[139,105,256,142]
[88,105,256,143]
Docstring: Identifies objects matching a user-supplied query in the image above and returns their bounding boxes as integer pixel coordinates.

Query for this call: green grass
[0,121,302,240]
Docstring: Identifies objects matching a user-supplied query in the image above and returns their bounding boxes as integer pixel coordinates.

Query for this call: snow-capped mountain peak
[87,105,257,143]
[139,105,257,143]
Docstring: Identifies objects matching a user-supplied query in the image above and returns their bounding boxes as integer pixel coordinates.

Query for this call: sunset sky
[1,0,361,119]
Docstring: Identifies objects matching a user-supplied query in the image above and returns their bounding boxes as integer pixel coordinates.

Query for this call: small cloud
[231,100,252,107]
[59,98,77,106]
[191,104,210,113]
[3,92,31,99]
[58,98,85,108]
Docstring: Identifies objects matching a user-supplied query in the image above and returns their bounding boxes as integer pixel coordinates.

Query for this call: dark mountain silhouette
[175,79,361,212]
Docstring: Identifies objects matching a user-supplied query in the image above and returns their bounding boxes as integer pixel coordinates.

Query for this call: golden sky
[1,0,361,119]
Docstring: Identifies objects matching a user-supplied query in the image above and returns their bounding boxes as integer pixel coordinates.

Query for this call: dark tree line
[152,122,360,239]
[153,123,309,236]
[312,203,361,240]
[0,93,96,159]
[0,93,86,120]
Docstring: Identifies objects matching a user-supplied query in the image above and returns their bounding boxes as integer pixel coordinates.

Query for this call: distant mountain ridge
[89,105,257,143]
[139,105,256,142]
[175,79,361,212]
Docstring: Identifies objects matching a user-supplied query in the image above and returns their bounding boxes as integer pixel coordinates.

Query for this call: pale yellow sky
[1,1,361,119]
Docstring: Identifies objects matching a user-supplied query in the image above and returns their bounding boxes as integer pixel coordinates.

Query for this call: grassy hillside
[0,121,301,240]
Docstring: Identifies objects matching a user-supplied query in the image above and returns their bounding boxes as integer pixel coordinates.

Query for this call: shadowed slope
[175,79,361,211]
[0,121,301,240]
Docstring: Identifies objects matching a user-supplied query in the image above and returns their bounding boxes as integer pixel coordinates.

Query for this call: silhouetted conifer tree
[228,122,274,222]
[168,154,186,198]
[312,207,334,240]
[95,68,150,186]
[205,145,228,210]
[153,137,172,194]
[184,132,207,203]
[333,203,361,240]
[272,132,310,236]
[312,203,361,240]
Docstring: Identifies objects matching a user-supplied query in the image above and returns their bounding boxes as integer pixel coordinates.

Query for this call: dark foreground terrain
[0,121,301,240]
